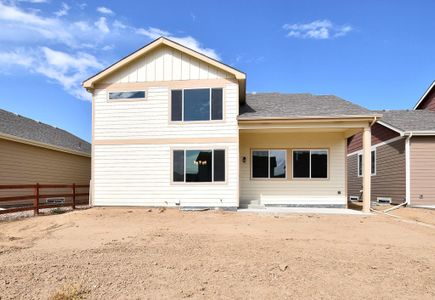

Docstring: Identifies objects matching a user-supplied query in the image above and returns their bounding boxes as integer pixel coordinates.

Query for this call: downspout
[370,116,378,127]
[405,132,413,205]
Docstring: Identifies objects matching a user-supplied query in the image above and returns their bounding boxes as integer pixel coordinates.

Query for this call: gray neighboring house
[347,82,435,207]
[0,108,91,206]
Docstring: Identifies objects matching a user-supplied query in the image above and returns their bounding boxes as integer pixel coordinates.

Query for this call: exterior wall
[410,136,435,205]
[0,138,91,206]
[92,45,239,208]
[347,123,400,153]
[103,47,232,84]
[347,138,406,204]
[416,88,435,111]
[239,132,346,207]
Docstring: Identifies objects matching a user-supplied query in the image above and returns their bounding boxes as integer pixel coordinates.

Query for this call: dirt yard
[0,207,434,299]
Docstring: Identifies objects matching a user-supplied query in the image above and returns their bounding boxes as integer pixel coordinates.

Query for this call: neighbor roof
[0,109,91,156]
[238,93,379,120]
[375,109,435,134]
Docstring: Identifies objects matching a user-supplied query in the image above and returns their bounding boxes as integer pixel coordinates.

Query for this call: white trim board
[347,135,404,157]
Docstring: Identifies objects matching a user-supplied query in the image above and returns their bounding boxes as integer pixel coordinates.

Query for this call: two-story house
[83,37,379,212]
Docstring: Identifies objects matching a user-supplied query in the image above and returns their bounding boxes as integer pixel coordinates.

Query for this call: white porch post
[362,126,372,213]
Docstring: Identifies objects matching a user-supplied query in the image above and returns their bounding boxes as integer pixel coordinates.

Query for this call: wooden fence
[0,183,90,215]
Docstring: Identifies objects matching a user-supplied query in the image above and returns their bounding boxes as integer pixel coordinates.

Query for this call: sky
[0,0,434,142]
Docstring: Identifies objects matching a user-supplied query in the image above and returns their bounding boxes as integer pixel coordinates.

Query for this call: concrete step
[247,204,266,209]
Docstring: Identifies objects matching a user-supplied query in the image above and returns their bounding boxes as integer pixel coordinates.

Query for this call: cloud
[94,16,109,33]
[136,27,220,60]
[283,20,353,40]
[97,6,114,15]
[17,0,49,3]
[54,2,69,17]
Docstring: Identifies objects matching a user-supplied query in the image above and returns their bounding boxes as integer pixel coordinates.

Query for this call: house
[0,108,91,206]
[347,82,435,207]
[83,37,379,212]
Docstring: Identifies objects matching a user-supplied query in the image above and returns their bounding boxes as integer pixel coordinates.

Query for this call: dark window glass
[358,154,363,176]
[211,88,223,120]
[293,151,310,178]
[213,150,225,181]
[184,89,210,121]
[186,150,212,182]
[109,91,145,100]
[371,151,376,175]
[171,90,182,121]
[311,150,328,178]
[270,150,286,178]
[252,151,269,178]
[173,150,184,182]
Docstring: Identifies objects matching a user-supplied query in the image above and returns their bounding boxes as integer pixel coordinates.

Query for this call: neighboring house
[0,109,91,206]
[347,82,435,207]
[83,37,379,212]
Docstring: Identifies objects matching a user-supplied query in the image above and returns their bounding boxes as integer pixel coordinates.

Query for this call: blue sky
[0,0,434,142]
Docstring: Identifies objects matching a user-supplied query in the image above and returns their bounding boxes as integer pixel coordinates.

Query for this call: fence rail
[0,183,90,216]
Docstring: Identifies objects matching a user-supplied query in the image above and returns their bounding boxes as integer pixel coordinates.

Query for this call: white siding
[93,45,239,208]
[103,46,232,84]
[93,143,238,207]
[240,132,346,206]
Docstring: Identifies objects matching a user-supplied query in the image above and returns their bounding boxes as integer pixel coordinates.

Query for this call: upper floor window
[108,91,146,100]
[171,88,223,122]
[358,150,376,176]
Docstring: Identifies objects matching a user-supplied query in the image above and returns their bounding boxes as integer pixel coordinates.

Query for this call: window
[171,88,223,121]
[358,150,376,176]
[172,149,225,183]
[293,150,328,179]
[252,150,287,179]
[108,91,145,100]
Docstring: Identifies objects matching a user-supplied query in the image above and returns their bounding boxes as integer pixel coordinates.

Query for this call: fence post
[34,183,39,216]
[72,183,76,210]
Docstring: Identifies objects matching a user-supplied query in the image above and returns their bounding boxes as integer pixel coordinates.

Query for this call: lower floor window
[173,149,225,182]
[252,150,287,179]
[293,149,328,179]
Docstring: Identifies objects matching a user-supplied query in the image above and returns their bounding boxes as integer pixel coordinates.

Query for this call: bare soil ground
[0,207,434,299]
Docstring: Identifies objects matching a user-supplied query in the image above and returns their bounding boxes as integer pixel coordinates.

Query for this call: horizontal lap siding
[410,137,435,205]
[347,138,405,204]
[347,123,399,154]
[240,132,346,205]
[94,143,238,207]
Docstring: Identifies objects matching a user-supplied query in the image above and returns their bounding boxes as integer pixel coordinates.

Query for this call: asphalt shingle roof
[375,109,435,132]
[239,93,376,120]
[0,109,91,155]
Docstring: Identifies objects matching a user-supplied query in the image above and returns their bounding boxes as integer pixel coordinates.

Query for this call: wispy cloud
[0,1,220,101]
[283,20,353,40]
[136,27,220,60]
[54,2,69,17]
[97,6,114,15]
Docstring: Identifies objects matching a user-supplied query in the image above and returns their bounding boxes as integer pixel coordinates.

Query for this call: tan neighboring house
[83,37,379,212]
[0,109,91,206]
[347,81,435,207]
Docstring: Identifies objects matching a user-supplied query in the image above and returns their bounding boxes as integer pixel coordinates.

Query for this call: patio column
[362,126,371,213]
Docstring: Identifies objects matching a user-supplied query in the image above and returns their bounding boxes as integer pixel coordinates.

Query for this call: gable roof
[82,37,246,101]
[413,80,435,110]
[238,93,379,120]
[375,109,435,135]
[0,109,91,156]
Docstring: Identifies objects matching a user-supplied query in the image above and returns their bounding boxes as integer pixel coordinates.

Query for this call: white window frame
[170,88,224,122]
[107,90,146,102]
[251,149,287,180]
[171,148,227,184]
[357,149,376,177]
[292,149,329,180]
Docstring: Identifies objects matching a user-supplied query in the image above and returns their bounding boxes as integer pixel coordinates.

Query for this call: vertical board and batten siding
[416,88,435,111]
[103,47,233,84]
[410,136,435,205]
[347,138,406,204]
[93,44,239,207]
[239,132,346,206]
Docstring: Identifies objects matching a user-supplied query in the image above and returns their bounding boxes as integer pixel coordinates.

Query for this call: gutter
[405,132,413,205]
